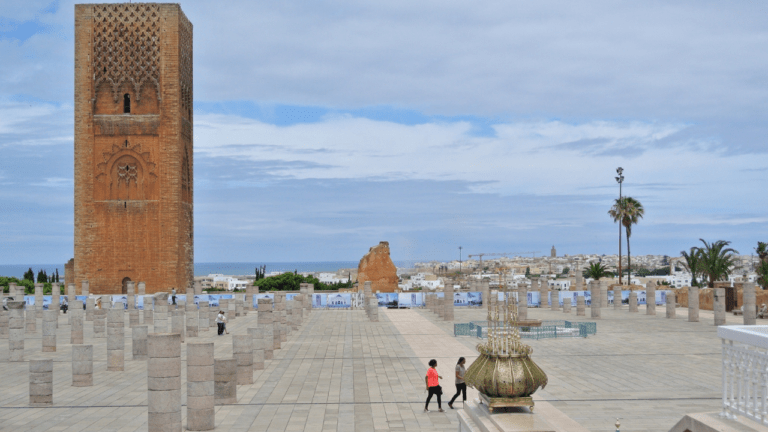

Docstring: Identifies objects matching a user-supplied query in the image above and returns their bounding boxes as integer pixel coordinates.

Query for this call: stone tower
[74,3,193,294]
[550,245,556,258]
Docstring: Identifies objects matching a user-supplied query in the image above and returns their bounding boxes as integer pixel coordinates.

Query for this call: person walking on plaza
[171,288,177,305]
[448,357,467,409]
[61,296,68,314]
[216,310,229,335]
[424,359,444,412]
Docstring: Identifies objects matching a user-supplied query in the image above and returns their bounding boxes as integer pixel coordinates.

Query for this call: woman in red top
[424,359,444,412]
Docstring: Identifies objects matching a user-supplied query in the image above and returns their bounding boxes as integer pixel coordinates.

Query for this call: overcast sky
[1,0,766,264]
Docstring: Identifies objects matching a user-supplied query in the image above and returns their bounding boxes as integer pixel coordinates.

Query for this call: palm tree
[680,247,703,287]
[697,239,739,288]
[583,262,613,281]
[620,197,644,283]
[608,197,644,284]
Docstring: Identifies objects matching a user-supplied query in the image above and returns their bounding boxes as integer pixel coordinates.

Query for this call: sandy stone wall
[74,4,193,294]
[357,242,399,293]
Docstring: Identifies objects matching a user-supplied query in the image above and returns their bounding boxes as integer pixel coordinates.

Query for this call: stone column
[29,358,53,405]
[127,281,135,310]
[129,309,140,328]
[81,279,89,296]
[172,310,185,343]
[714,288,727,326]
[481,280,490,311]
[144,298,154,324]
[198,301,209,331]
[437,297,445,318]
[93,308,106,338]
[275,293,287,342]
[66,283,75,325]
[147,333,181,432]
[228,298,237,322]
[86,297,95,321]
[214,358,237,405]
[71,300,84,344]
[153,293,169,333]
[666,291,676,318]
[51,283,60,326]
[248,327,265,370]
[34,283,43,318]
[629,292,638,312]
[295,294,305,325]
[186,303,198,338]
[42,310,56,352]
[518,287,528,321]
[0,303,8,339]
[209,306,217,331]
[132,325,148,360]
[138,282,146,295]
[576,295,586,316]
[107,309,125,371]
[187,342,215,431]
[9,301,24,361]
[590,281,601,319]
[233,335,253,385]
[688,286,699,322]
[614,287,622,310]
[550,289,559,311]
[369,298,379,322]
[562,297,571,313]
[194,280,202,296]
[443,283,454,321]
[646,281,656,315]
[538,278,548,308]
[600,280,609,308]
[244,286,252,312]
[257,299,274,359]
[26,302,36,332]
[72,345,93,387]
[743,282,757,325]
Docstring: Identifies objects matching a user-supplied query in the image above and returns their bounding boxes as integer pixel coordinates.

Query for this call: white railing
[718,325,768,423]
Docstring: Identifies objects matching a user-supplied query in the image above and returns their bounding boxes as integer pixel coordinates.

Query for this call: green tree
[525,267,530,278]
[561,267,570,275]
[36,270,47,283]
[697,239,739,288]
[680,247,704,287]
[23,268,34,282]
[583,262,613,280]
[609,197,644,284]
[755,242,768,289]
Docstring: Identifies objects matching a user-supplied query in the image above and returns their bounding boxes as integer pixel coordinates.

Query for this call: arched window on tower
[123,93,131,114]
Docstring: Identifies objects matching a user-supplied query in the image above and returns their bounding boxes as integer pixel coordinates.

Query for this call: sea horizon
[0,260,430,280]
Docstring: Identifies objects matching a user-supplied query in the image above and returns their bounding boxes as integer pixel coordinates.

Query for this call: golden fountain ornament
[464,270,548,412]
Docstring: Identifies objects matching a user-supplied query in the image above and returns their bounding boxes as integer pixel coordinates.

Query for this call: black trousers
[449,383,466,404]
[425,386,442,409]
[217,322,225,335]
[172,296,177,305]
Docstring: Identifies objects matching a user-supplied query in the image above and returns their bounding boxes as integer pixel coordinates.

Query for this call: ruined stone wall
[357,242,399,293]
[74,4,193,294]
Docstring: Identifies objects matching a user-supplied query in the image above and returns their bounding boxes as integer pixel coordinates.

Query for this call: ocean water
[0,260,422,279]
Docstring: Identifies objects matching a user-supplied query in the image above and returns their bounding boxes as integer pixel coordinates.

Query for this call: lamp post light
[459,246,463,274]
[615,167,624,285]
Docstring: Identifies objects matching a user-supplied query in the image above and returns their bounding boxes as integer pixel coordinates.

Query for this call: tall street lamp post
[615,167,624,285]
[459,246,463,274]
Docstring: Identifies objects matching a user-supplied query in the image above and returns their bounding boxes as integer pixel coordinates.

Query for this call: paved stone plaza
[0,302,740,431]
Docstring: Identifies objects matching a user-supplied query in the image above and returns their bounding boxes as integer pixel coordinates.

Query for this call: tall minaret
[74,3,194,294]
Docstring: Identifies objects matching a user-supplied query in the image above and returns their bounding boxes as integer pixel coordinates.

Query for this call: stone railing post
[107,309,125,371]
[562,298,571,313]
[233,335,253,385]
[714,288,726,326]
[646,282,656,315]
[666,291,676,319]
[576,295,585,316]
[688,286,699,322]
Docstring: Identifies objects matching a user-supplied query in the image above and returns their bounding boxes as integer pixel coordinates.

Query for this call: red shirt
[426,367,439,387]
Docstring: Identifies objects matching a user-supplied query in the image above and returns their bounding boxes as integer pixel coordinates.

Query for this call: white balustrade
[719,325,768,423]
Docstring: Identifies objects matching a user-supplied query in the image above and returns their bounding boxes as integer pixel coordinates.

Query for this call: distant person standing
[216,310,229,335]
[424,359,444,412]
[171,288,177,305]
[61,297,68,314]
[448,357,467,409]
